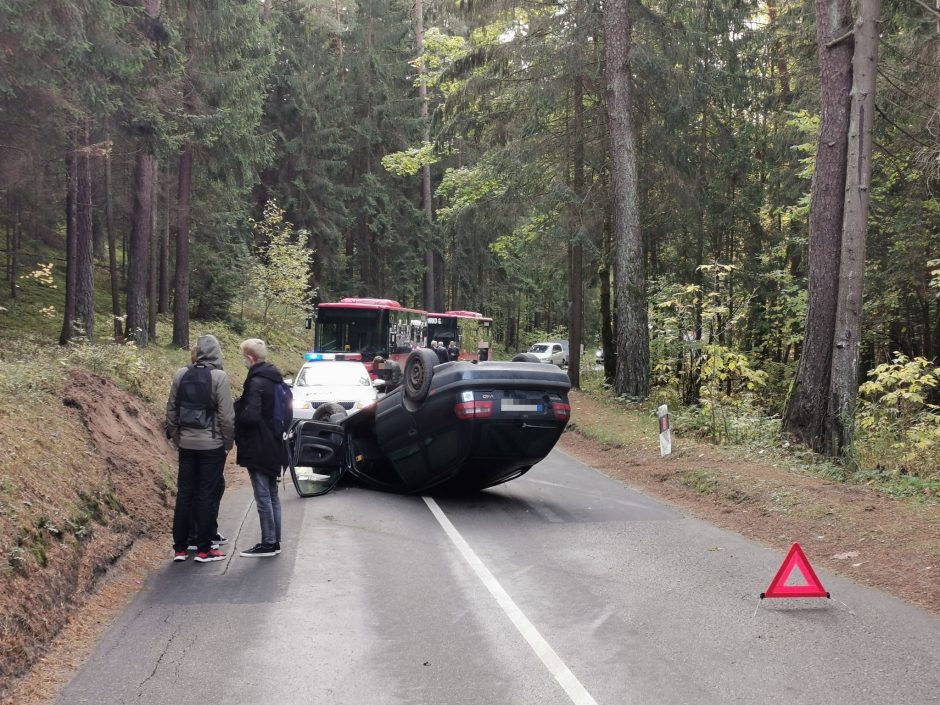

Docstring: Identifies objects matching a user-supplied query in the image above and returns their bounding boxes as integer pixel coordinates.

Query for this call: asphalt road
[57,449,940,705]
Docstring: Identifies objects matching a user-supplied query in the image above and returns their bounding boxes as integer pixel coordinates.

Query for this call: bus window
[316,308,385,358]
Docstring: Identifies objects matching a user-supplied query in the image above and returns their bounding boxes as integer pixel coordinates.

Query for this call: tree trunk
[417,0,436,311]
[59,147,78,345]
[173,145,193,349]
[105,150,123,341]
[568,75,585,389]
[75,133,95,342]
[147,166,159,341]
[600,208,616,382]
[125,151,154,346]
[9,203,19,300]
[605,0,649,398]
[782,0,853,450]
[826,0,881,455]
[159,169,170,314]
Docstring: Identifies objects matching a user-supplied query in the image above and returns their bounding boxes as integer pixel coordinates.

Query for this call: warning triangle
[761,543,829,599]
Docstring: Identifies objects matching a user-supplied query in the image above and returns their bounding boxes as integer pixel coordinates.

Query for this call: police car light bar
[304,352,363,362]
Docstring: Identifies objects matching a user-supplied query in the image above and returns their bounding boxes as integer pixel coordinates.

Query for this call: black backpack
[177,364,214,430]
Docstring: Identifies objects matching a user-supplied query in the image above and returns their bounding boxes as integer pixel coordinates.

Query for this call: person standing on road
[184,345,228,552]
[166,334,235,564]
[234,338,287,558]
[431,340,448,365]
[446,340,459,362]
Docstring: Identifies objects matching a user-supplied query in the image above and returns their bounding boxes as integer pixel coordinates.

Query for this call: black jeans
[173,447,226,553]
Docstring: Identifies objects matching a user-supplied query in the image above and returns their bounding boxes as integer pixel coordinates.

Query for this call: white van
[527,341,568,367]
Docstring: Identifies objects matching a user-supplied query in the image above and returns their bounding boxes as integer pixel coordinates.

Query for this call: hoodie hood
[249,361,284,384]
[195,334,223,369]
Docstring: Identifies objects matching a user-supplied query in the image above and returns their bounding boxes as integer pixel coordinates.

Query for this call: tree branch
[826,29,855,49]
[906,0,940,21]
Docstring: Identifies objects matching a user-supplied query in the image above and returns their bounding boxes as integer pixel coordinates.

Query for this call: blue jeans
[173,447,226,552]
[248,469,281,546]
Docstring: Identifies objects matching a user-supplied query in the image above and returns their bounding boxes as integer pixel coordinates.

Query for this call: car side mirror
[372,379,387,391]
[284,377,294,386]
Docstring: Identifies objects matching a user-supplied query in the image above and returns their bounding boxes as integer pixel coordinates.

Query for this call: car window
[530,344,548,353]
[553,345,561,353]
[297,363,371,387]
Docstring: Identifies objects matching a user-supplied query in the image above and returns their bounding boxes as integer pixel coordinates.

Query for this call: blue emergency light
[304,352,362,362]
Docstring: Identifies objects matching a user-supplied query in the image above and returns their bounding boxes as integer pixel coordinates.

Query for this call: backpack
[271,381,294,440]
[177,364,214,430]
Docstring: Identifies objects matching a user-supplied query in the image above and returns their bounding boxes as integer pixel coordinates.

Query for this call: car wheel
[403,348,437,403]
[313,402,347,422]
[512,353,540,363]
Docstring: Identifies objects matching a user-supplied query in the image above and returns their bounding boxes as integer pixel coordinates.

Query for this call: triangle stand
[760,542,830,599]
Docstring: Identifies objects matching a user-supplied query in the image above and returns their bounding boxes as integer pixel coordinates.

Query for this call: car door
[287,419,349,497]
[552,344,563,365]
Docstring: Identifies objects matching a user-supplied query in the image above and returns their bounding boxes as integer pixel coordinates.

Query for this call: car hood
[295,384,376,402]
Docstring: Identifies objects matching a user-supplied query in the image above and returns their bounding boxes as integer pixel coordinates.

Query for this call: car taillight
[551,402,571,420]
[454,400,494,420]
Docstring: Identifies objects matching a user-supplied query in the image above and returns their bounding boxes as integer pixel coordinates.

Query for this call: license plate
[500,399,543,412]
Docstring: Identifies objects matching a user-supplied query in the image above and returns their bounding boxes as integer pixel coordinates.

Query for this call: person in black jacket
[234,338,285,558]
[446,340,460,362]
[431,340,448,365]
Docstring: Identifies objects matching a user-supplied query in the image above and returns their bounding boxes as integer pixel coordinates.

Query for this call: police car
[287,353,383,420]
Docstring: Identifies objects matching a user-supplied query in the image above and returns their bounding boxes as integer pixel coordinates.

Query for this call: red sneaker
[194,548,226,563]
[173,550,188,562]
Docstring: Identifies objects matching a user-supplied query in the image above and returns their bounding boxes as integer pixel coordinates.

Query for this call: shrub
[855,353,940,480]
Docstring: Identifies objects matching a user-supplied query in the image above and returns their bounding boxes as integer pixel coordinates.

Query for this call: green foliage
[382,142,440,177]
[855,354,940,481]
[681,470,719,495]
[63,341,150,397]
[248,200,314,324]
[697,345,769,445]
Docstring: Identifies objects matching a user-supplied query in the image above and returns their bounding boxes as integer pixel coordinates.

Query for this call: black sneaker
[213,532,228,546]
[274,542,281,555]
[240,543,278,557]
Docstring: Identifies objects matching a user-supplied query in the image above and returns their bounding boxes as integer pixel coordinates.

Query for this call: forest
[0,0,938,479]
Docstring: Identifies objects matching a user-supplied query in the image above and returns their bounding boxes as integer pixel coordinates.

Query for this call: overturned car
[287,349,571,496]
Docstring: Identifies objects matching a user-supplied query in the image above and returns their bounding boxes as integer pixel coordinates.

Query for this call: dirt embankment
[559,391,940,615]
[0,369,176,700]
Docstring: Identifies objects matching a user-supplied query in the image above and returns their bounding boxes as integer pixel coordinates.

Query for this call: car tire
[313,402,346,422]
[403,348,437,403]
[512,353,540,363]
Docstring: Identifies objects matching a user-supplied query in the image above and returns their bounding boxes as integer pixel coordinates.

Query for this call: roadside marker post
[657,404,672,457]
[761,542,830,600]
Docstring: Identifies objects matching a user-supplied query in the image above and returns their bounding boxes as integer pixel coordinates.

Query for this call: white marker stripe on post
[423,496,601,705]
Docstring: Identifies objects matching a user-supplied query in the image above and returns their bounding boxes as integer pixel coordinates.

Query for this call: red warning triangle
[761,543,829,599]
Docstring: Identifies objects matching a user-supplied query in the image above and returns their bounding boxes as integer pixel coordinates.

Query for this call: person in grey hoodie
[165,334,235,563]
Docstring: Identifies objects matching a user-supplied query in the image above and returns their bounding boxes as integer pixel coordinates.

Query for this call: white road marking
[423,496,601,705]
